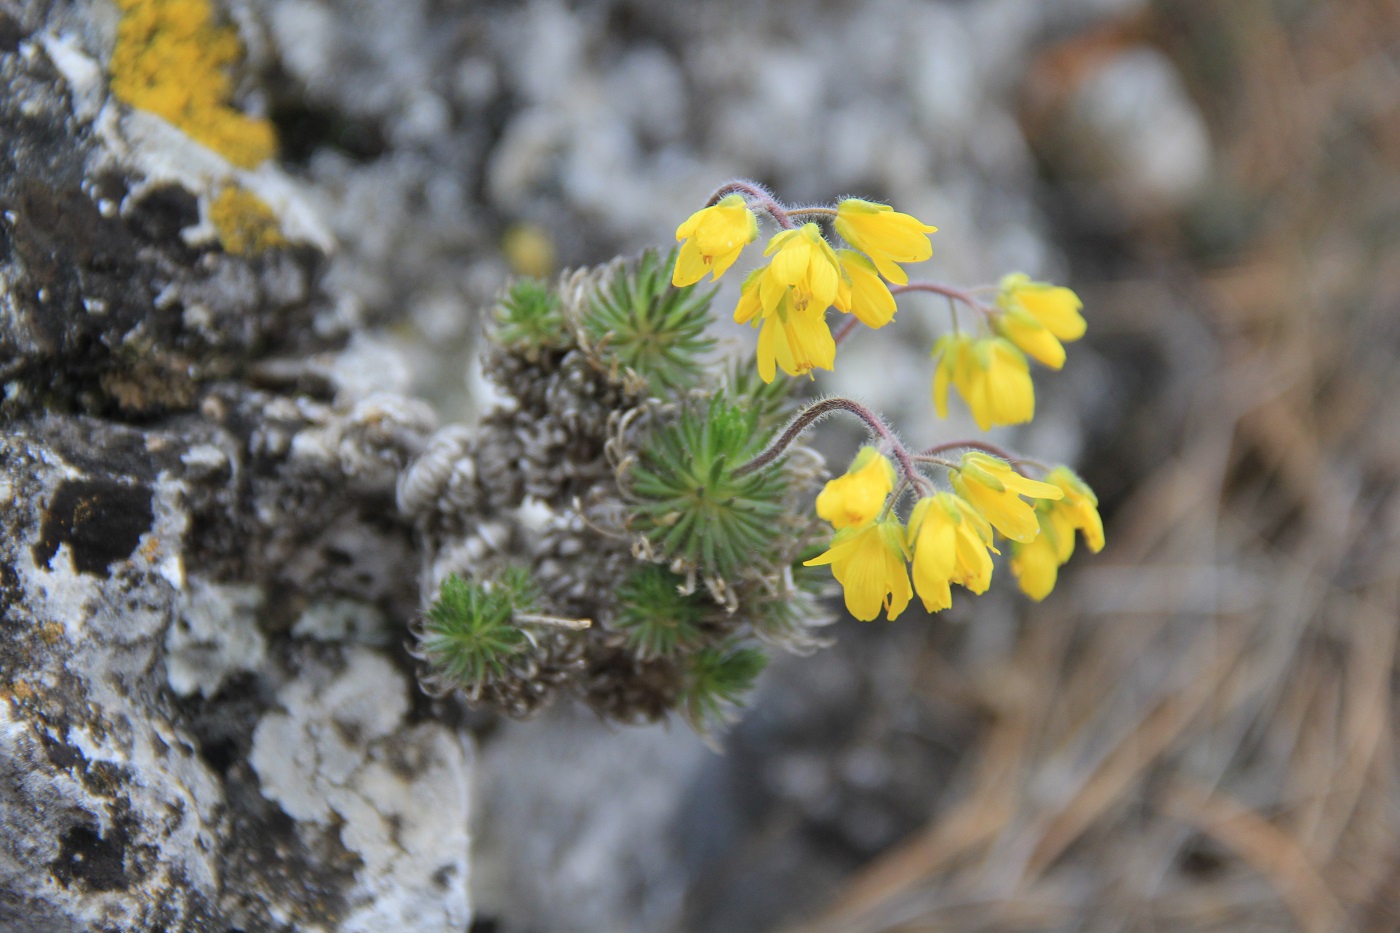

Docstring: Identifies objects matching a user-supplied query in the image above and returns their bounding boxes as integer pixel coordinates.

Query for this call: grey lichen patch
[165,580,267,698]
[251,647,472,931]
[291,597,390,645]
[0,423,227,930]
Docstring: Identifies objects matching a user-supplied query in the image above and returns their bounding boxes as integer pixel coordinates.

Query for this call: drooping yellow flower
[736,272,837,383]
[673,194,759,287]
[1010,518,1062,601]
[999,273,1086,341]
[804,517,912,621]
[906,493,998,611]
[833,199,937,285]
[759,223,842,314]
[931,334,1035,430]
[949,452,1063,543]
[1009,467,1104,601]
[833,250,896,329]
[1044,467,1104,555]
[816,447,896,529]
[994,273,1085,370]
[735,226,842,382]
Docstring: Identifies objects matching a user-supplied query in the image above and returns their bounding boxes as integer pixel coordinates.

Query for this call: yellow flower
[999,274,1086,341]
[804,517,912,621]
[759,223,841,314]
[1044,467,1104,554]
[673,194,759,287]
[816,447,895,529]
[949,452,1063,543]
[735,227,841,382]
[1010,518,1061,601]
[906,493,998,610]
[1009,467,1103,601]
[931,334,1035,430]
[994,273,1085,370]
[833,250,896,329]
[736,276,836,383]
[834,198,937,285]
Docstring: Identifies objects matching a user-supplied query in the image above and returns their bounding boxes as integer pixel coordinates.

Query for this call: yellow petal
[781,303,836,375]
[834,199,936,286]
[974,339,1035,428]
[952,520,994,593]
[1011,532,1059,601]
[733,268,765,324]
[999,272,1086,341]
[997,310,1066,369]
[910,498,958,612]
[755,313,780,383]
[816,447,895,529]
[672,238,708,287]
[955,478,1041,543]
[836,250,896,329]
[1046,467,1105,553]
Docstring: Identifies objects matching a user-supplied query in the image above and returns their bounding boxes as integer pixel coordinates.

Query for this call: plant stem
[787,206,838,220]
[515,613,593,631]
[917,439,1023,465]
[832,316,861,346]
[706,180,795,230]
[733,397,928,494]
[891,281,996,318]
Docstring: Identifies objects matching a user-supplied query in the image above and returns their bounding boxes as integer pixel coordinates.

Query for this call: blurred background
[245,0,1400,929]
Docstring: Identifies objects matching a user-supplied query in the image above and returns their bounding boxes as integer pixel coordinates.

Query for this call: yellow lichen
[209,186,285,255]
[109,0,277,168]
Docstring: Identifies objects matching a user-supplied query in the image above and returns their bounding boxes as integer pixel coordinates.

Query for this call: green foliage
[724,357,797,432]
[584,248,716,393]
[493,279,565,349]
[629,393,788,580]
[614,565,708,658]
[418,569,539,688]
[682,642,768,729]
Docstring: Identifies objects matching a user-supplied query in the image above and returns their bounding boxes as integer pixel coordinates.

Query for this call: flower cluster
[931,274,1087,429]
[668,181,1106,626]
[672,183,1087,427]
[802,448,1101,620]
[674,192,935,382]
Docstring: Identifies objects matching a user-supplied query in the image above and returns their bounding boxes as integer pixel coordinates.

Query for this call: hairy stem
[734,397,928,494]
[918,439,1027,466]
[706,180,795,230]
[787,206,838,220]
[892,281,995,317]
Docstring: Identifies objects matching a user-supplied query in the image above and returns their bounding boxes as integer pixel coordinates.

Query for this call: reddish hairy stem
[733,397,929,495]
[917,439,1022,464]
[891,282,995,316]
[705,180,795,230]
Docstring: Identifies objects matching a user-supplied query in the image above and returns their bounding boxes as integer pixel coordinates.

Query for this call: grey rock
[1,410,467,931]
[1,3,469,927]
[249,647,472,932]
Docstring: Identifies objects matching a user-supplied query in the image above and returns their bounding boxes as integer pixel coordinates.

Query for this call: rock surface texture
[1,2,469,929]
